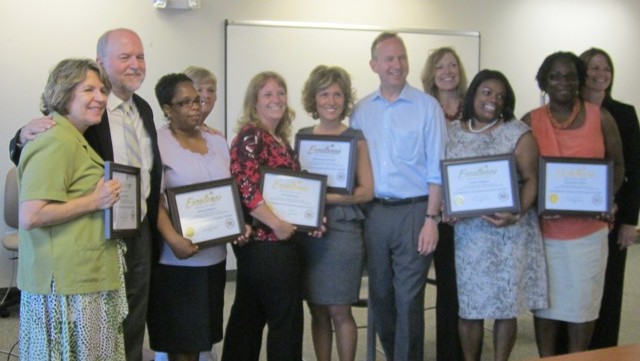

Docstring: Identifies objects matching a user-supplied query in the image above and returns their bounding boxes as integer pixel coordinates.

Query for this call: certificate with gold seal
[441,154,520,218]
[295,134,357,194]
[259,167,327,231]
[538,157,612,216]
[165,178,245,247]
[104,161,141,239]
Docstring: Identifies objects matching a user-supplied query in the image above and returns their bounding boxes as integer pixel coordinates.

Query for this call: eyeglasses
[171,97,203,108]
[547,72,579,82]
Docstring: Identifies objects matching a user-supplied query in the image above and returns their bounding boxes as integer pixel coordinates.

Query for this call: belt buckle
[379,197,406,206]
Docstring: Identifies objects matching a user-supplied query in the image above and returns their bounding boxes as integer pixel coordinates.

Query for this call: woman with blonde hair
[420,47,469,361]
[421,47,468,121]
[222,71,304,361]
[184,66,217,124]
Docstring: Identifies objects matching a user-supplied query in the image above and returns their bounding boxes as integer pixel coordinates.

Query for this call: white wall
[1,0,639,283]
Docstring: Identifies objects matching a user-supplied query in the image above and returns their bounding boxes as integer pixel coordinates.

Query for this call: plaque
[441,154,520,218]
[165,178,246,247]
[259,167,327,231]
[295,134,357,194]
[104,161,141,239]
[538,157,613,216]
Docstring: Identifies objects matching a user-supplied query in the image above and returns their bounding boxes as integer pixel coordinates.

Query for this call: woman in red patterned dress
[221,71,304,361]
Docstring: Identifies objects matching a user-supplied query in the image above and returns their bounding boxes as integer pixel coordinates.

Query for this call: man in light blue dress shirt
[350,32,446,361]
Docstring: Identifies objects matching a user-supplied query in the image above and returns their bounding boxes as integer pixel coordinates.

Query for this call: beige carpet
[2,245,639,361]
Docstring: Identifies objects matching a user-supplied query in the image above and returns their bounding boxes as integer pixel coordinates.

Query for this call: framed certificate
[295,134,357,194]
[538,157,613,216]
[104,161,141,239]
[165,178,246,247]
[441,154,521,218]
[259,167,327,231]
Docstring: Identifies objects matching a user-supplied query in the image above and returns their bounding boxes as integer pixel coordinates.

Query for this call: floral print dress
[446,119,548,319]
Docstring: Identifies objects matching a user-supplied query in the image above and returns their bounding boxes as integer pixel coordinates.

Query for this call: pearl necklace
[467,118,499,133]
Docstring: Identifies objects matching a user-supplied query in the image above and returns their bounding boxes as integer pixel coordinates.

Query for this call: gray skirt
[301,205,364,305]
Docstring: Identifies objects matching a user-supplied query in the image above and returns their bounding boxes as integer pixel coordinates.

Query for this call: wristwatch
[425,214,442,224]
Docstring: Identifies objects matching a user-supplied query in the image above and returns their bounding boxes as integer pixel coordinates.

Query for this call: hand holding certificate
[165,179,246,247]
[259,167,327,231]
[104,161,141,239]
[538,157,613,217]
[441,154,521,218]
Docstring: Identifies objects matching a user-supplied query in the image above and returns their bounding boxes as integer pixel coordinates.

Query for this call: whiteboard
[225,20,480,142]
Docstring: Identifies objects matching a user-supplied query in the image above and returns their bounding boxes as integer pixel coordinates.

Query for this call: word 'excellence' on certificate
[441,154,520,218]
[538,156,612,217]
[165,178,246,247]
[295,134,357,194]
[259,167,327,231]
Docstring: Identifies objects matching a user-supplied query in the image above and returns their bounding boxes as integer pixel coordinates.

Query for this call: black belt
[373,195,429,206]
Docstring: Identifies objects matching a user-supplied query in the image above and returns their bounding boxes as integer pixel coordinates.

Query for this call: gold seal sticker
[454,195,465,206]
[548,194,559,204]
[184,226,195,238]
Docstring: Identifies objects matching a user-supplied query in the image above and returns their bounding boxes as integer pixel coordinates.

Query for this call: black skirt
[147,261,226,353]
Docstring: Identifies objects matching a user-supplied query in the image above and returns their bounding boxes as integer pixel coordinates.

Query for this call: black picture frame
[165,178,246,247]
[104,161,141,239]
[538,156,613,217]
[295,134,357,194]
[441,154,521,218]
[259,167,327,232]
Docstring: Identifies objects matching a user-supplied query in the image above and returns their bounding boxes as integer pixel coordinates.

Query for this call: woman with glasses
[146,73,249,361]
[522,52,624,357]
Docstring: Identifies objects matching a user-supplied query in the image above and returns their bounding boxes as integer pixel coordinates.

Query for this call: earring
[539,91,548,106]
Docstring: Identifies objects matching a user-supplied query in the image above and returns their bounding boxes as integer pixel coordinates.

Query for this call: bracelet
[425,214,442,224]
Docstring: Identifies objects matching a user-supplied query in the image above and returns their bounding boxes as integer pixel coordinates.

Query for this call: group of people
[10,27,639,361]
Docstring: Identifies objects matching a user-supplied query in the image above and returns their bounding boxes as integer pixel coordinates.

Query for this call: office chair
[1,167,20,317]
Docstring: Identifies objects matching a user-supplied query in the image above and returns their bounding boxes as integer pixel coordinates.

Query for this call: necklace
[444,104,462,121]
[547,99,580,129]
[441,101,462,121]
[467,118,499,133]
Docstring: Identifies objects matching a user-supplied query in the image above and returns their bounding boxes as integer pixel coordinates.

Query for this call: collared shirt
[350,83,446,198]
[18,113,121,294]
[107,93,153,220]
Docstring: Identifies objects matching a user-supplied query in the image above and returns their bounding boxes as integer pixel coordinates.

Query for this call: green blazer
[17,113,120,294]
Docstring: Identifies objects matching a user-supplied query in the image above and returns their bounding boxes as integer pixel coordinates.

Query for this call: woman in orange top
[522,51,624,357]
